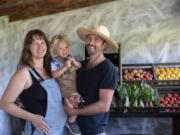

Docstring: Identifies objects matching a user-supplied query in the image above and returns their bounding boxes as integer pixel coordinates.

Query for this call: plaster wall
[0,0,180,134]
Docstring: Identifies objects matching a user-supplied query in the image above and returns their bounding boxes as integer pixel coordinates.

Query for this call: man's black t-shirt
[77,59,118,135]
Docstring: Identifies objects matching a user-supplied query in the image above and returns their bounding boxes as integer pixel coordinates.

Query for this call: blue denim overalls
[24,68,67,135]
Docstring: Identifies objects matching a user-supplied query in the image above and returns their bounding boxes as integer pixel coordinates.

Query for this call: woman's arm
[0,66,50,133]
[0,67,32,119]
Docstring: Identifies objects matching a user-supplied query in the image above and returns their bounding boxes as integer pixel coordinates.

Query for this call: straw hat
[77,25,118,53]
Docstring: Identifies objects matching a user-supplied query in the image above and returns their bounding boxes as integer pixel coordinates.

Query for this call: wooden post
[83,44,85,60]
[118,43,122,84]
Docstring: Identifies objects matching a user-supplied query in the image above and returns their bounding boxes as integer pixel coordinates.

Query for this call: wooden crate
[154,63,180,86]
[121,63,155,86]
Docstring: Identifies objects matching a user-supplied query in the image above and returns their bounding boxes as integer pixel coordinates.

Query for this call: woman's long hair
[18,29,52,77]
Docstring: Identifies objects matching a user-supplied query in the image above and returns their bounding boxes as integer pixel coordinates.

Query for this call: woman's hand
[31,114,50,133]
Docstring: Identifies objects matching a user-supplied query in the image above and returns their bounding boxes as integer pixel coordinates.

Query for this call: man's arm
[64,89,114,116]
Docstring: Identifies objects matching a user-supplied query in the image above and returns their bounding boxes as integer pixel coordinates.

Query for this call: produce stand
[110,107,180,117]
[111,62,180,135]
[83,44,180,135]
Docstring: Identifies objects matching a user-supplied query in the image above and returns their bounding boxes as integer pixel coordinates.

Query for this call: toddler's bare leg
[68,115,77,122]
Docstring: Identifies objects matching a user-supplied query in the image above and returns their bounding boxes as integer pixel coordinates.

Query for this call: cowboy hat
[77,25,118,53]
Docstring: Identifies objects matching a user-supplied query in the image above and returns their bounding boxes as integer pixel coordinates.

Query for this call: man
[64,25,118,135]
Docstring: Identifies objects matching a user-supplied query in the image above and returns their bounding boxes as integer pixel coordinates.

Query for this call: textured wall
[0,0,180,134]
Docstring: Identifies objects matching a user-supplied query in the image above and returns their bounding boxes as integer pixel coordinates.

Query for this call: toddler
[50,35,83,135]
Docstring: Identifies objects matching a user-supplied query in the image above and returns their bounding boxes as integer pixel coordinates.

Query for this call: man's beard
[86,44,103,55]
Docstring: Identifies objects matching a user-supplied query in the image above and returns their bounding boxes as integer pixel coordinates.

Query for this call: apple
[172,109,176,112]
[165,97,170,101]
[160,103,165,107]
[165,109,170,112]
[168,100,174,105]
[128,69,133,73]
[143,75,148,79]
[147,72,151,75]
[138,69,143,73]
[150,74,154,79]
[130,72,135,77]
[173,93,178,98]
[133,69,138,73]
[160,97,164,102]
[123,69,128,74]
[123,75,128,80]
[166,93,172,98]
[173,103,178,107]
[136,73,141,77]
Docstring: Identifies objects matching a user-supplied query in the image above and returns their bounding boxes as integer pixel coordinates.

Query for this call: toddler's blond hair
[50,35,70,57]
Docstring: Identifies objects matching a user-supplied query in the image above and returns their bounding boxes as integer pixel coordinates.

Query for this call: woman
[0,29,67,135]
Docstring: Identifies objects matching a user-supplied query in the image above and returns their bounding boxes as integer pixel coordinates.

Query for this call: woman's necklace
[33,65,49,80]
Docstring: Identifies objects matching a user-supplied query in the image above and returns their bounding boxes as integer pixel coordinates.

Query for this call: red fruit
[159,97,164,102]
[165,97,170,101]
[128,69,133,73]
[173,104,178,107]
[123,75,128,80]
[170,97,175,101]
[160,103,165,107]
[168,100,174,105]
[130,72,135,76]
[166,93,172,98]
[176,100,180,104]
[166,104,171,107]
[163,100,168,105]
[143,75,148,79]
[172,109,176,112]
[173,93,178,98]
[150,74,154,78]
[165,109,170,112]
[123,69,128,74]
[147,72,151,75]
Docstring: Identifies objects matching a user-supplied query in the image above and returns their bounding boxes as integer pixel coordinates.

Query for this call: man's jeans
[97,132,106,135]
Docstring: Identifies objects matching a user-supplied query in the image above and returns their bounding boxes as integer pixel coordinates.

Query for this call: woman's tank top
[19,69,47,117]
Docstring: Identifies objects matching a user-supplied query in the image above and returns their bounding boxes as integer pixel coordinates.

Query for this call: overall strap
[28,67,44,83]
[28,66,44,134]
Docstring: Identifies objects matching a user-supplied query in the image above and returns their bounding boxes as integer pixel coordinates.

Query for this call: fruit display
[156,67,180,80]
[160,93,180,112]
[113,63,180,115]
[123,69,154,80]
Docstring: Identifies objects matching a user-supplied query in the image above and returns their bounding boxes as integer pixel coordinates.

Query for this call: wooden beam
[0,0,76,16]
[9,0,115,21]
[0,0,29,5]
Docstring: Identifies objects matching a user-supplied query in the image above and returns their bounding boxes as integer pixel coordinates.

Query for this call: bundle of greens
[116,82,160,108]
